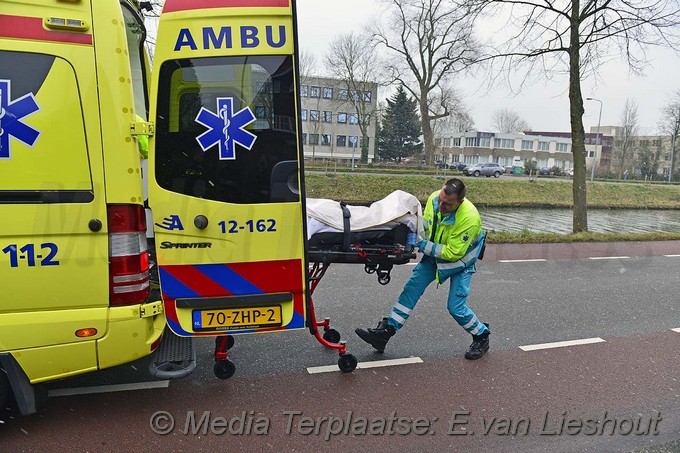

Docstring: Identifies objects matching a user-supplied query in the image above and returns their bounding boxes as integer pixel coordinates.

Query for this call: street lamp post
[351,135,356,171]
[586,97,602,182]
[669,110,680,183]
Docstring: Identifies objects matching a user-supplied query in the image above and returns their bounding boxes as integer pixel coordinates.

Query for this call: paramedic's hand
[418,240,437,256]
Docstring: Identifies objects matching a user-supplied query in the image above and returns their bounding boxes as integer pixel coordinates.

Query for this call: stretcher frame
[305,240,416,372]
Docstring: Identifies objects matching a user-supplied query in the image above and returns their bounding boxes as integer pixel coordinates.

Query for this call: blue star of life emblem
[195,97,257,160]
[0,79,41,159]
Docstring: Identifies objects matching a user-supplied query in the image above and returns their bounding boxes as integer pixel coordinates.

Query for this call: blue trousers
[387,255,488,336]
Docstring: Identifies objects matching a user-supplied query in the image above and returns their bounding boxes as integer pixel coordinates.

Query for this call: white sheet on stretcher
[306,190,425,240]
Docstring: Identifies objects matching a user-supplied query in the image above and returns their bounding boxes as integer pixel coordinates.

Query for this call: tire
[473,170,480,177]
[338,354,358,373]
[0,369,10,409]
[494,171,501,178]
[322,328,341,343]
[214,359,236,379]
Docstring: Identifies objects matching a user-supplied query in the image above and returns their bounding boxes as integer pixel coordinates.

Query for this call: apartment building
[592,126,676,179]
[435,131,576,170]
[299,76,378,164]
[434,130,620,174]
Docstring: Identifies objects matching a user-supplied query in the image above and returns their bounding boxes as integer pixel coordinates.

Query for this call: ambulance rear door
[148,0,309,337]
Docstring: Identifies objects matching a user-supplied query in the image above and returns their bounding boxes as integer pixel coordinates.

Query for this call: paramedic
[355,178,490,360]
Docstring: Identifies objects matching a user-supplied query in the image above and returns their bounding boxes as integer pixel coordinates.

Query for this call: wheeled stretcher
[304,190,423,372]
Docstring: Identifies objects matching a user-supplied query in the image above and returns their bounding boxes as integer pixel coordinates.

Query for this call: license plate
[193,305,282,331]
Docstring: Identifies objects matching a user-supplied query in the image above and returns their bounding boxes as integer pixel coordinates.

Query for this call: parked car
[453,162,468,171]
[434,161,450,169]
[465,163,505,178]
[566,168,574,176]
[538,167,552,175]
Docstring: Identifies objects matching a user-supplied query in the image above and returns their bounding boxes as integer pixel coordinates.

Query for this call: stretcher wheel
[214,359,236,379]
[215,335,235,351]
[338,354,358,373]
[323,328,341,343]
[377,273,391,285]
[365,264,377,274]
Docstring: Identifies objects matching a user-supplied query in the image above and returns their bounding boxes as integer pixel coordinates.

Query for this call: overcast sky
[296,0,679,135]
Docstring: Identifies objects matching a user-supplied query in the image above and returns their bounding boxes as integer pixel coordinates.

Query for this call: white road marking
[519,337,605,351]
[671,328,680,333]
[588,256,630,260]
[498,259,547,263]
[307,356,423,374]
[664,255,680,258]
[406,262,418,266]
[48,380,170,397]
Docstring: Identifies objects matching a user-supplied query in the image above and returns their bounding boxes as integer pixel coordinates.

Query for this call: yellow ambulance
[0,0,309,414]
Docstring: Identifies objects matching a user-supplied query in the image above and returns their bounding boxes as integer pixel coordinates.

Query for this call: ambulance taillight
[107,204,150,305]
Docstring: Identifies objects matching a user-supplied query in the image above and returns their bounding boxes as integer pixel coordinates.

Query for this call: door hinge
[140,300,163,318]
[131,121,155,137]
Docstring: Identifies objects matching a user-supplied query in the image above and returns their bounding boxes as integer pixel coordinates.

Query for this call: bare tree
[613,98,639,178]
[491,108,531,133]
[466,0,680,232]
[658,90,680,181]
[372,0,479,165]
[324,32,382,163]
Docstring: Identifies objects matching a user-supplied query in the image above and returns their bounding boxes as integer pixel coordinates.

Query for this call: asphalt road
[3,241,680,452]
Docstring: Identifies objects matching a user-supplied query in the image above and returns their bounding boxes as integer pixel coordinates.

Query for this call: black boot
[465,323,490,360]
[355,317,395,353]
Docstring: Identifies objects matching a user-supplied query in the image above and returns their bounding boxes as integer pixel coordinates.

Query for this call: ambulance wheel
[322,328,341,343]
[214,335,235,351]
[0,369,10,409]
[338,354,357,373]
[214,359,236,379]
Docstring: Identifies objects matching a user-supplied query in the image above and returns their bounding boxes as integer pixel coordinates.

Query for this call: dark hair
[443,178,466,200]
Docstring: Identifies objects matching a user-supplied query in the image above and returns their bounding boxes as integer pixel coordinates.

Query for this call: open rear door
[148,0,308,337]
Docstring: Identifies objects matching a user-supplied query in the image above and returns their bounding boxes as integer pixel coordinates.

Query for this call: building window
[349,113,359,125]
[348,135,359,148]
[309,134,319,145]
[309,110,319,121]
[301,109,308,121]
[323,87,333,99]
[363,114,371,125]
[322,111,332,122]
[300,85,308,97]
[321,134,331,146]
[538,141,549,151]
[452,138,461,146]
[442,138,451,147]
[337,135,347,147]
[521,140,533,150]
[363,91,372,102]
[309,86,320,98]
[465,137,479,147]
[337,112,347,123]
[302,133,307,145]
[556,143,569,152]
[338,89,348,100]
[494,138,515,149]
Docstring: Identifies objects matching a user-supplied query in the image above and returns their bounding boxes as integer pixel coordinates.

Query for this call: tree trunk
[420,99,435,165]
[569,3,588,233]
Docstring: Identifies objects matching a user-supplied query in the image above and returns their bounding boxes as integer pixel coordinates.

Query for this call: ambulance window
[0,51,92,203]
[155,55,299,204]
[121,3,148,120]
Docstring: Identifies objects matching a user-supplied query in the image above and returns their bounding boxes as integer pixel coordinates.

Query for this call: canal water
[480,208,680,234]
